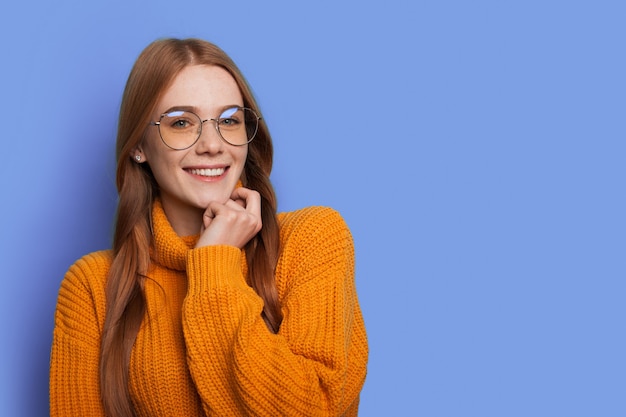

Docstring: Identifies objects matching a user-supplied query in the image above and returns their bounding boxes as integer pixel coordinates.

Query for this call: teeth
[189,168,225,177]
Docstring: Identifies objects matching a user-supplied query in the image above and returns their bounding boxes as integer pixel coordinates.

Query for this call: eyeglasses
[150,106,261,150]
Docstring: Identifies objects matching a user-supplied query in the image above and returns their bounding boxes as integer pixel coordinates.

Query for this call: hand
[195,187,262,249]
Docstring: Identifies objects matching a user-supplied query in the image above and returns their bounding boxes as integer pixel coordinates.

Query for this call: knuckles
[199,192,262,247]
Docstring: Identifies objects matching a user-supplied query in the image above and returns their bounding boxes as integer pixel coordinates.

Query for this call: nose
[195,119,223,154]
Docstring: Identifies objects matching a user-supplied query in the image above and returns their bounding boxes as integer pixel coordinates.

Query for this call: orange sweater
[50,201,368,416]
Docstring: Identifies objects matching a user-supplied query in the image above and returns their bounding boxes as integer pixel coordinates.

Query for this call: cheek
[230,145,248,165]
[142,131,181,166]
[236,149,249,176]
[143,145,181,183]
[140,134,158,162]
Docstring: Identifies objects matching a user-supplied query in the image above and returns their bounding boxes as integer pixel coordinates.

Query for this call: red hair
[100,38,282,417]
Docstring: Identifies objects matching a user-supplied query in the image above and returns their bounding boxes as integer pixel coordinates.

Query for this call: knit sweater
[50,200,368,416]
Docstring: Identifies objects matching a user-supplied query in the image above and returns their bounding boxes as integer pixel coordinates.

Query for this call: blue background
[1,1,625,416]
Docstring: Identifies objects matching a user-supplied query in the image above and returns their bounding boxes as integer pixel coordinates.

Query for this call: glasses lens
[217,107,259,145]
[159,110,202,150]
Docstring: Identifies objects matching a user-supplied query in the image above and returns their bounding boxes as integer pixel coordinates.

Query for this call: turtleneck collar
[150,199,199,271]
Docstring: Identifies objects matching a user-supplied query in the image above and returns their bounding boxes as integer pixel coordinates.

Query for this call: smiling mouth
[187,168,226,177]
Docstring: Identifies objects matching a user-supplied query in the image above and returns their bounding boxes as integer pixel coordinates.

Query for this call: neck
[160,198,204,237]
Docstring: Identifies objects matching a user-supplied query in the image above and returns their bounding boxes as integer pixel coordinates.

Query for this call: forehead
[156,65,243,112]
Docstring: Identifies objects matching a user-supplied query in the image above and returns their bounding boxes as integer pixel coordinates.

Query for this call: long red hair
[99,38,282,417]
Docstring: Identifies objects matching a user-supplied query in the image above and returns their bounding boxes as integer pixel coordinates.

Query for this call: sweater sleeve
[49,252,109,417]
[182,207,368,416]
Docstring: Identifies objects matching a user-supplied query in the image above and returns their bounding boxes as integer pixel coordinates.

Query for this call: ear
[130,147,147,163]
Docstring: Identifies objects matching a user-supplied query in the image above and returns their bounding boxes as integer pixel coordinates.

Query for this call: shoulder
[65,250,113,281]
[277,206,354,267]
[54,250,112,337]
[275,207,355,295]
[278,206,352,243]
[59,250,113,299]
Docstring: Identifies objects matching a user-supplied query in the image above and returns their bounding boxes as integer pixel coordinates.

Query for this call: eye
[171,118,192,128]
[162,111,198,131]
[218,108,243,130]
[219,117,241,126]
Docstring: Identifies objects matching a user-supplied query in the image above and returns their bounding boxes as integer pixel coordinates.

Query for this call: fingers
[224,199,246,210]
[196,187,263,248]
[230,187,262,217]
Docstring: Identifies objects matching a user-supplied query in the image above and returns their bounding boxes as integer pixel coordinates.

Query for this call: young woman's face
[139,65,248,233]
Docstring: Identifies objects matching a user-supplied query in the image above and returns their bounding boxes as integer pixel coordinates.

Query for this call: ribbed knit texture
[50,201,368,416]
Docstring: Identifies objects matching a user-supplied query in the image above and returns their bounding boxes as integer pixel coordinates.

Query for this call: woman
[49,38,368,416]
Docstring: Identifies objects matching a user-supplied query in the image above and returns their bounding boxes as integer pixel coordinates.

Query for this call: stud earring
[135,155,141,162]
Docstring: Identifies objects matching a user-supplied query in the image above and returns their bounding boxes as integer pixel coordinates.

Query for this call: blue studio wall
[1,1,625,416]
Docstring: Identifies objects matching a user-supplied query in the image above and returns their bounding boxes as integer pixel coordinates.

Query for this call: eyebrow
[160,104,243,116]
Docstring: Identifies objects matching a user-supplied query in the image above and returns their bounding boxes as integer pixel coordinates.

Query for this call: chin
[195,191,232,207]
